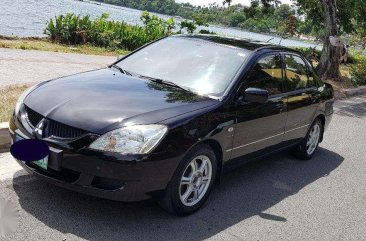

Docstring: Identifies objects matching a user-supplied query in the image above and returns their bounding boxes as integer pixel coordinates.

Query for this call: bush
[347,50,366,64]
[350,58,366,86]
[44,12,175,51]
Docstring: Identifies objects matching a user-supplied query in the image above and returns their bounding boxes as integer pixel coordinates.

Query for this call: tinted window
[284,55,309,91]
[117,37,249,97]
[245,55,283,95]
[306,66,319,87]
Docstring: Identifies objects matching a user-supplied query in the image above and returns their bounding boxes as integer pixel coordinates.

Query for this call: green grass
[0,37,129,56]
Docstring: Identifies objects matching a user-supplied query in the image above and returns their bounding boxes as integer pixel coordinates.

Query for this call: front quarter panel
[317,82,334,130]
[157,102,236,166]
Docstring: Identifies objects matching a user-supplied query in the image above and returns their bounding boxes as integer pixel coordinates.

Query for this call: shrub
[350,58,366,86]
[44,12,176,51]
[347,50,366,64]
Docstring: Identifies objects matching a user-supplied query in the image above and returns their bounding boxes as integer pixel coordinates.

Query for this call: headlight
[14,85,38,114]
[89,124,168,154]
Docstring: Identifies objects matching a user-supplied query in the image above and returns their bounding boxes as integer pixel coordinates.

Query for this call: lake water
[0,0,321,49]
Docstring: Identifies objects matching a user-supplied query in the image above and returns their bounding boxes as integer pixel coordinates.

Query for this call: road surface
[0,48,115,87]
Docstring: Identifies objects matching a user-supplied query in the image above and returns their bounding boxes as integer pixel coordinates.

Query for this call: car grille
[24,105,88,139]
[47,119,88,139]
[25,105,43,127]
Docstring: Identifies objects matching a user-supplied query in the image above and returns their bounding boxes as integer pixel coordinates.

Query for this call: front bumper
[9,116,180,202]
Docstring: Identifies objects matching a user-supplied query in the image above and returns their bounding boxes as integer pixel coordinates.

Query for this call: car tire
[159,144,217,216]
[292,118,323,160]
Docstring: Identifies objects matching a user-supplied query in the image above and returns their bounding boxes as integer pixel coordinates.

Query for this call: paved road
[0,95,365,241]
[0,48,116,87]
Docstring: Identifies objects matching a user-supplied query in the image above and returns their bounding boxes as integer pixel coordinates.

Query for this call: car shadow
[12,147,343,241]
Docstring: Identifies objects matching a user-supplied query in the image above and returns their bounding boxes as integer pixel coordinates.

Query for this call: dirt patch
[0,85,29,122]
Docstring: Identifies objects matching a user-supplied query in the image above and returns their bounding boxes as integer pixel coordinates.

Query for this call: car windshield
[116,36,250,97]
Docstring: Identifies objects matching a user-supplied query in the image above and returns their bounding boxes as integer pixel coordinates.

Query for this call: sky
[176,0,293,7]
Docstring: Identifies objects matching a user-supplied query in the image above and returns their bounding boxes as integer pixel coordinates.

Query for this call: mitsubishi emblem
[34,119,45,139]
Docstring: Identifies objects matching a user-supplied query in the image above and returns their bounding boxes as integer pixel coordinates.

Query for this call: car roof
[174,34,295,53]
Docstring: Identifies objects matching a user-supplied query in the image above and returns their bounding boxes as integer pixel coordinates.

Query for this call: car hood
[24,68,218,134]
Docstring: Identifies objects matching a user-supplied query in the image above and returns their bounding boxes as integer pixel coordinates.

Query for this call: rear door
[231,53,287,159]
[282,54,319,144]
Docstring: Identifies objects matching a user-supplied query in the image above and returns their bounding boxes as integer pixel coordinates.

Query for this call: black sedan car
[9,35,334,215]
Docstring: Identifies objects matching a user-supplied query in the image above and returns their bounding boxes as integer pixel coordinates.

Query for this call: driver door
[231,54,287,160]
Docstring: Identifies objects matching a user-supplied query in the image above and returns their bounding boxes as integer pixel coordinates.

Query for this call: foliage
[296,0,366,42]
[179,16,208,34]
[44,12,176,51]
[179,20,197,33]
[95,0,298,35]
[284,14,298,37]
[239,18,273,33]
[294,47,366,85]
[350,57,366,85]
[45,11,213,51]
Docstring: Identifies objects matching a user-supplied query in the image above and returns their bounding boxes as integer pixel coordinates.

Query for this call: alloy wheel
[306,123,320,155]
[179,155,212,207]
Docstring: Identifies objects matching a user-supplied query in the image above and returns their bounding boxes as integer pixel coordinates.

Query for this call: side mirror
[244,88,269,104]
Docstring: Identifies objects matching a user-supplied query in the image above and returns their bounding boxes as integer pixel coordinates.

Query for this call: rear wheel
[159,144,217,216]
[292,119,323,160]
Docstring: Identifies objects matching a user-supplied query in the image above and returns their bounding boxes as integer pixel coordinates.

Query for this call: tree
[284,14,298,37]
[296,0,342,80]
[315,0,342,80]
[223,0,232,7]
[295,0,366,80]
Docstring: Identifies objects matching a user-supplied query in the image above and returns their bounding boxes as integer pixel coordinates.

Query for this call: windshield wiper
[111,64,132,76]
[139,75,189,92]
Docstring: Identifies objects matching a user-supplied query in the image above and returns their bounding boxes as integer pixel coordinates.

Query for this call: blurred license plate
[14,134,49,170]
[33,157,49,170]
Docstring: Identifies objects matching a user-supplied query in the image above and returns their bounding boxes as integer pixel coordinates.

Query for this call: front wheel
[159,144,217,216]
[292,118,323,160]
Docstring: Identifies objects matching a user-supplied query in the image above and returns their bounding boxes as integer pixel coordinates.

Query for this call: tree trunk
[316,0,343,80]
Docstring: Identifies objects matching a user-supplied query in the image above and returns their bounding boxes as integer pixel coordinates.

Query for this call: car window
[306,65,319,87]
[245,54,283,95]
[284,54,309,91]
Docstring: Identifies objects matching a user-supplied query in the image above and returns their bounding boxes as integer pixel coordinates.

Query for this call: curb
[343,86,366,98]
[333,86,366,100]
[0,122,10,153]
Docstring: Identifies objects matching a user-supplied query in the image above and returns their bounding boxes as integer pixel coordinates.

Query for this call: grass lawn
[0,85,28,122]
[0,37,129,56]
